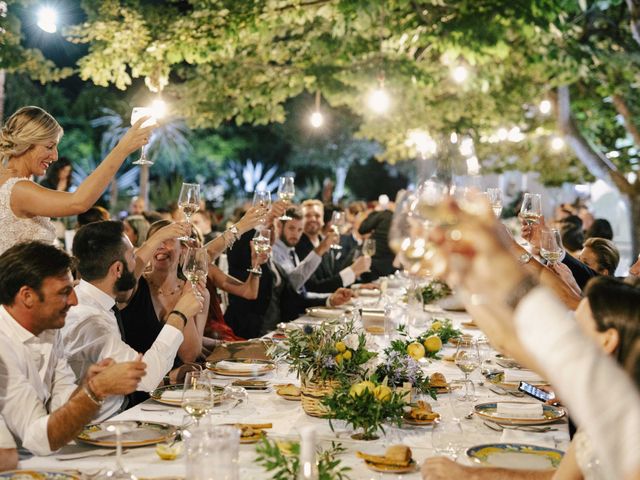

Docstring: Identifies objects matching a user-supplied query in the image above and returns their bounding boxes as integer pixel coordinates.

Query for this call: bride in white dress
[0,106,153,255]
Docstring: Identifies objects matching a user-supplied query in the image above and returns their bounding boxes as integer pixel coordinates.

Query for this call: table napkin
[161,389,209,401]
[503,370,546,384]
[496,402,544,418]
[216,360,266,371]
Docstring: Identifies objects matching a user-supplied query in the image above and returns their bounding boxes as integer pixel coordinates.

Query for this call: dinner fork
[483,421,557,433]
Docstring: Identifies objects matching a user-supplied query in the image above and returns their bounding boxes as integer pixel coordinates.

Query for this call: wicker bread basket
[300,378,340,418]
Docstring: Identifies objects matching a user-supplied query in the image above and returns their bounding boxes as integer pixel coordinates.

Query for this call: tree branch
[273,0,333,12]
[626,0,640,47]
[612,93,640,148]
[554,86,632,195]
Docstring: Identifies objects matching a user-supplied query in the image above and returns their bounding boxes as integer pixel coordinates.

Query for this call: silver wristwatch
[518,252,533,265]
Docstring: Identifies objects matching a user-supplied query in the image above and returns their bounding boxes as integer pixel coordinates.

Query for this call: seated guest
[0,357,17,470]
[191,210,218,244]
[63,221,203,420]
[358,203,396,279]
[585,218,614,240]
[579,237,620,276]
[128,196,146,216]
[123,214,150,247]
[77,206,110,227]
[558,216,584,257]
[0,242,146,456]
[422,276,640,479]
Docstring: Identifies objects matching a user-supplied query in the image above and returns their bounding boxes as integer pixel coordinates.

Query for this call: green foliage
[255,438,351,480]
[423,318,463,345]
[419,280,452,305]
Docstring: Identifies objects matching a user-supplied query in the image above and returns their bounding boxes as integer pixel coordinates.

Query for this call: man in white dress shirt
[0,241,147,456]
[62,221,203,421]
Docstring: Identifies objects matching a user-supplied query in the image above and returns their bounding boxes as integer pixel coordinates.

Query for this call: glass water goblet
[486,188,503,217]
[183,247,208,288]
[248,229,271,275]
[177,183,201,241]
[182,371,214,427]
[362,238,376,257]
[431,419,463,460]
[455,339,480,401]
[329,210,345,250]
[520,193,542,226]
[540,227,563,265]
[103,422,139,479]
[130,107,156,166]
[277,176,295,220]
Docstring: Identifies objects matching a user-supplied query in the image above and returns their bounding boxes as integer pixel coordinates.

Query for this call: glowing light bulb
[367,88,390,114]
[450,132,458,144]
[407,130,437,157]
[150,99,167,119]
[452,66,469,84]
[551,136,565,151]
[310,111,323,128]
[539,99,552,115]
[459,137,474,157]
[37,7,57,33]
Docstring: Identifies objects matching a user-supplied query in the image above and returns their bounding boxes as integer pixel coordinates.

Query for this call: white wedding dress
[0,177,57,255]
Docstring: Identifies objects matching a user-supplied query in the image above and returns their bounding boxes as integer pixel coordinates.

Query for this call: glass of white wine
[277,176,295,221]
[248,229,271,275]
[520,193,542,225]
[540,227,563,265]
[182,371,214,427]
[329,210,345,250]
[252,189,271,230]
[178,183,201,241]
[183,247,208,288]
[454,339,480,401]
[362,238,376,257]
[130,107,156,166]
[486,188,503,218]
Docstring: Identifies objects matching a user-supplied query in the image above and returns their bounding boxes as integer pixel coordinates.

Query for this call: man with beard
[62,221,202,420]
[0,242,146,455]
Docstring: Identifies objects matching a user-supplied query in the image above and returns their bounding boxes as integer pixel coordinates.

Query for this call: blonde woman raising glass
[0,106,154,254]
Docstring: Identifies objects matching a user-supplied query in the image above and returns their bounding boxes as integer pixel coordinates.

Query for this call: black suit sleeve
[562,252,598,289]
[358,211,381,235]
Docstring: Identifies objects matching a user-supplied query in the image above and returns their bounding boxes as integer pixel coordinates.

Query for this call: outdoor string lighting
[451,65,469,84]
[539,99,552,115]
[150,99,167,119]
[406,129,437,158]
[309,91,324,128]
[551,136,565,151]
[37,6,57,33]
[367,74,390,114]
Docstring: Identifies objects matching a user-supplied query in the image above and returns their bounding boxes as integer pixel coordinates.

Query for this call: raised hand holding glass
[130,107,156,166]
[277,176,295,220]
[178,183,200,241]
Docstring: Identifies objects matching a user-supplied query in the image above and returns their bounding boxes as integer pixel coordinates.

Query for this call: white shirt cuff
[339,267,356,287]
[23,414,53,456]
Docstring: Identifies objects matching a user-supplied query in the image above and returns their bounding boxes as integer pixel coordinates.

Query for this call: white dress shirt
[62,280,184,421]
[0,417,15,449]
[272,239,322,292]
[515,287,640,479]
[0,306,77,456]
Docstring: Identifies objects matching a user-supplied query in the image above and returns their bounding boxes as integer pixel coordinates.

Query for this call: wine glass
[252,189,272,229]
[454,339,480,401]
[247,229,271,275]
[486,188,503,217]
[130,107,156,166]
[277,176,295,221]
[520,193,542,226]
[362,238,376,257]
[431,419,463,460]
[183,247,208,288]
[177,183,201,241]
[540,227,563,265]
[103,422,139,479]
[329,210,345,250]
[225,385,251,414]
[182,371,214,427]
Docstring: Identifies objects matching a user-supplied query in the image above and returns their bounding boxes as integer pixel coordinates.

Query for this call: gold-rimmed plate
[474,402,565,426]
[305,307,348,319]
[150,384,225,406]
[467,443,564,469]
[206,359,275,377]
[0,471,81,480]
[403,414,439,426]
[364,460,418,474]
[77,421,177,448]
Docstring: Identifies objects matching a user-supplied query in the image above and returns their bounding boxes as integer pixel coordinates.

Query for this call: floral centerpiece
[422,318,462,345]
[419,280,452,304]
[322,377,409,440]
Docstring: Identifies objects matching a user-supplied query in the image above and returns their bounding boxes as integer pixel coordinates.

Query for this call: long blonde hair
[0,106,63,166]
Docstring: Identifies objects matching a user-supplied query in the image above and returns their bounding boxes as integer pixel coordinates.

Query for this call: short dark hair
[72,221,128,281]
[560,224,584,252]
[0,242,72,305]
[281,207,303,224]
[585,218,614,241]
[583,237,620,276]
[77,206,110,227]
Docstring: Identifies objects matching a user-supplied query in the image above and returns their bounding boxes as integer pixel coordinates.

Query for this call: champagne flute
[329,210,345,250]
[454,339,480,401]
[252,189,272,229]
[182,371,214,427]
[130,107,156,166]
[486,188,503,217]
[183,247,208,288]
[103,422,139,480]
[540,227,563,265]
[277,176,295,221]
[248,229,271,275]
[177,183,201,241]
[362,238,376,257]
[520,193,542,225]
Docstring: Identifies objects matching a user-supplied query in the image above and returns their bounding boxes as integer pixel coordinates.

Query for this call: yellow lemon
[335,341,346,353]
[374,385,392,402]
[335,353,343,364]
[156,442,182,460]
[342,350,353,360]
[360,380,376,393]
[423,335,443,353]
[431,320,443,331]
[349,383,366,398]
[407,342,426,360]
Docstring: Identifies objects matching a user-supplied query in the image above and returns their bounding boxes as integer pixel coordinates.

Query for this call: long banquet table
[20,292,569,479]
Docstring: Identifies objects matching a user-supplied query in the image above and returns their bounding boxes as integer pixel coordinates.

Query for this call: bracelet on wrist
[84,380,105,406]
[168,310,188,328]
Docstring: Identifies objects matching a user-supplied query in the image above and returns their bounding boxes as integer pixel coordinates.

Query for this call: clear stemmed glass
[177,183,201,241]
[247,229,271,275]
[130,107,156,166]
[455,339,480,401]
[362,238,376,257]
[520,193,542,226]
[182,371,214,427]
[225,385,251,414]
[277,176,295,221]
[103,422,139,479]
[329,210,345,250]
[540,227,563,265]
[431,419,464,460]
[253,189,272,230]
[183,247,208,288]
[486,188,503,218]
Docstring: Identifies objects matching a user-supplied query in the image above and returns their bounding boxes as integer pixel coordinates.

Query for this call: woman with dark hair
[39,156,72,192]
[585,218,614,241]
[124,215,150,248]
[579,237,620,276]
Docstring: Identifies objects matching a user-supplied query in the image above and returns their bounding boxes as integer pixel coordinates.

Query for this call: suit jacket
[358,210,396,279]
[561,252,598,289]
[295,233,316,261]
